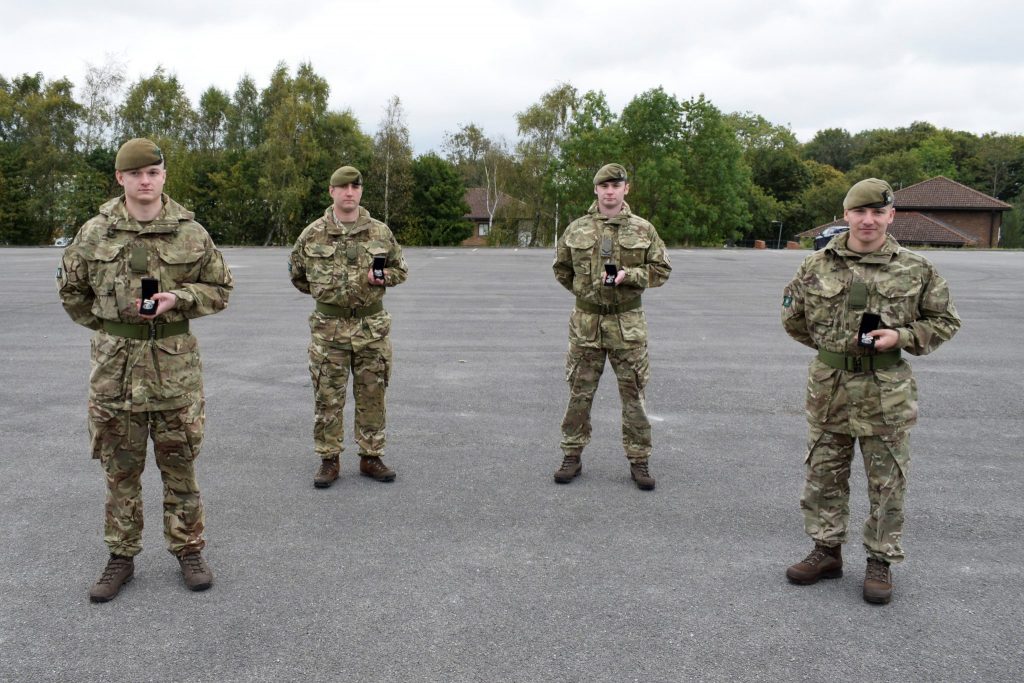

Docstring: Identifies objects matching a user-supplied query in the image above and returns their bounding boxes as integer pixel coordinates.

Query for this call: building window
[479,222,489,237]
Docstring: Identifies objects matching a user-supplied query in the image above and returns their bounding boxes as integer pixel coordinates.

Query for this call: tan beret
[844,178,895,210]
[330,166,363,187]
[593,163,628,185]
[115,138,164,171]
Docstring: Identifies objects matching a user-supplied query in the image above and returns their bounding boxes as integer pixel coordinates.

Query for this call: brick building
[800,176,1011,248]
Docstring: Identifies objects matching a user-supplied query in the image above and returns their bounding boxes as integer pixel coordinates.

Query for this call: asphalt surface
[1,246,1021,682]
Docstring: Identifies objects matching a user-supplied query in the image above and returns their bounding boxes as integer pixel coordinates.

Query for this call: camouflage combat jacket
[57,195,234,412]
[782,233,960,436]
[553,201,671,349]
[289,206,408,349]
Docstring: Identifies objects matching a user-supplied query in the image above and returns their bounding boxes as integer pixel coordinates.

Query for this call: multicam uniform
[57,195,233,558]
[782,232,960,562]
[553,200,671,463]
[289,206,408,460]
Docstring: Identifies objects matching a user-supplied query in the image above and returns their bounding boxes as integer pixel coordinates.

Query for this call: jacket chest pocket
[156,242,205,287]
[617,232,651,267]
[875,277,923,327]
[303,243,338,285]
[564,232,597,276]
[87,242,125,319]
[357,240,389,270]
[804,276,846,328]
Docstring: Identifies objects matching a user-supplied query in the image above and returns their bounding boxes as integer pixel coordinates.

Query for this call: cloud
[2,0,1021,153]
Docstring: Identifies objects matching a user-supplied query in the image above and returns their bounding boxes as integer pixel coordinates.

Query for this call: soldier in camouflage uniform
[782,178,960,604]
[289,166,408,488]
[57,138,233,602]
[552,163,672,490]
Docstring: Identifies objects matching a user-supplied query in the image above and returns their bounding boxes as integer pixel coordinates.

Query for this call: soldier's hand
[138,292,177,319]
[367,268,385,286]
[614,269,626,286]
[868,328,899,351]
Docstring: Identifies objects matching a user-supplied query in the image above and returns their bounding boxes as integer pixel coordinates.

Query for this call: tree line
[2,61,1022,247]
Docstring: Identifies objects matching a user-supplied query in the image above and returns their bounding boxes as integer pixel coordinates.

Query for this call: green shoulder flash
[782,294,793,308]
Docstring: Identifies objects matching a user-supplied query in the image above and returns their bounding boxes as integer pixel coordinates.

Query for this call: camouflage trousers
[88,397,206,558]
[801,427,910,563]
[309,335,391,459]
[560,343,651,462]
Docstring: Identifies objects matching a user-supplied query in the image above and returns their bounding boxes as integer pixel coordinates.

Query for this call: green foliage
[0,73,83,243]
[2,67,1024,251]
[999,189,1024,248]
[406,153,470,246]
[803,128,854,171]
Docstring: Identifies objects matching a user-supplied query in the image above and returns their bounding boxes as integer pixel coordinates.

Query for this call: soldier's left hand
[367,268,385,286]
[614,269,626,286]
[868,328,899,351]
[138,292,178,319]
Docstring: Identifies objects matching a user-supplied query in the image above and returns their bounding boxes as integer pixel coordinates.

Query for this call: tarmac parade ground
[1,246,1021,682]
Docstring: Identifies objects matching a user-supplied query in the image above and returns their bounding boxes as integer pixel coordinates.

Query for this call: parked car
[54,236,72,247]
[814,225,848,250]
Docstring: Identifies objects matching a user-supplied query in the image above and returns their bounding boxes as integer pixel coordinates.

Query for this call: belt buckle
[851,356,863,372]
[148,322,157,340]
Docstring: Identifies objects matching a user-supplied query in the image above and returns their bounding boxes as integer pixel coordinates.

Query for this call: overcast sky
[4,0,1021,154]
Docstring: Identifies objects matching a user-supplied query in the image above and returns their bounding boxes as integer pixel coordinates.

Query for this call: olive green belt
[817,348,901,372]
[102,319,189,340]
[574,297,642,315]
[315,300,384,319]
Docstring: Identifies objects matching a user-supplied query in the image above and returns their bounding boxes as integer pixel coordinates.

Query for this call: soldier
[57,138,233,602]
[782,178,961,604]
[289,166,408,488]
[552,163,672,490]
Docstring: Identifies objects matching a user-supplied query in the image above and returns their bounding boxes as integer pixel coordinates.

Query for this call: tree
[675,95,751,244]
[364,95,413,232]
[196,86,231,152]
[77,57,124,152]
[803,128,854,171]
[619,87,688,238]
[406,153,470,246]
[969,133,1024,200]
[0,73,83,244]
[442,122,512,239]
[556,90,625,224]
[254,62,371,244]
[119,66,197,145]
[514,82,578,244]
[847,150,925,190]
[225,75,262,151]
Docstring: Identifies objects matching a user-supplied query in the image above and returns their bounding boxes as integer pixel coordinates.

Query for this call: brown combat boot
[89,554,134,603]
[314,456,340,488]
[553,453,582,484]
[178,551,214,592]
[360,456,396,482]
[629,461,656,491]
[786,544,843,584]
[863,558,893,604]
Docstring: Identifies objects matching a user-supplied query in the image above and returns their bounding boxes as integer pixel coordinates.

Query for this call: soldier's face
[594,180,628,215]
[116,164,166,204]
[844,205,895,252]
[330,182,363,215]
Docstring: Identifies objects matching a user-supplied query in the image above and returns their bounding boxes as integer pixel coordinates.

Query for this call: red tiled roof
[463,188,528,220]
[894,176,1011,211]
[799,212,977,246]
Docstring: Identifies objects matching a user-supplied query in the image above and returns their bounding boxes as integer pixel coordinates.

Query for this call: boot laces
[632,462,650,477]
[98,557,131,585]
[181,553,207,573]
[866,559,889,582]
[558,456,579,471]
[803,547,829,565]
